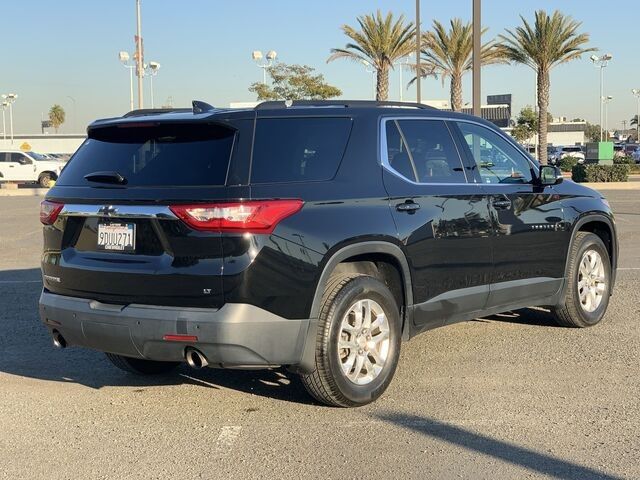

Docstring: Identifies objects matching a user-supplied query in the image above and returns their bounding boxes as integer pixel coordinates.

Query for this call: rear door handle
[396,201,421,213]
[491,197,512,210]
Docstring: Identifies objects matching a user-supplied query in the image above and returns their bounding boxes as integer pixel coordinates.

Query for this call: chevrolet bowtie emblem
[98,205,118,216]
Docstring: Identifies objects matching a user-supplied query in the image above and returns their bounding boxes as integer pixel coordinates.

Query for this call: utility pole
[472,0,481,117]
[135,0,144,109]
[415,0,421,104]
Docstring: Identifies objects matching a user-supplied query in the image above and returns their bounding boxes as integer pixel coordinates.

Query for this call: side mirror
[539,165,563,186]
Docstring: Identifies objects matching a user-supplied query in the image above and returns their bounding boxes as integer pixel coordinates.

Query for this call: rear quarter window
[56,123,235,187]
[250,117,352,184]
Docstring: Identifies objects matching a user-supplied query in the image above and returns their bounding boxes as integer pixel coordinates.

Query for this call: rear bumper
[39,291,315,369]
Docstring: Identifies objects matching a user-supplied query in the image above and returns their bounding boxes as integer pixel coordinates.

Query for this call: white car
[558,146,585,163]
[0,150,64,187]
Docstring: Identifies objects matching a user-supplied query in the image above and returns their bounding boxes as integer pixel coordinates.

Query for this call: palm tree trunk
[537,68,550,165]
[450,74,463,112]
[376,64,390,101]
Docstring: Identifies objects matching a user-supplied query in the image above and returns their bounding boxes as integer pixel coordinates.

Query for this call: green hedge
[572,164,630,183]
[557,156,580,172]
[613,156,635,165]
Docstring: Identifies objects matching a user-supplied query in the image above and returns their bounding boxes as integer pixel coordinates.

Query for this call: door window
[9,153,31,164]
[385,119,466,184]
[456,122,533,184]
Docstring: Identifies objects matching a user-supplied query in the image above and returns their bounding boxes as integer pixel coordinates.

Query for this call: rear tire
[105,353,180,375]
[301,274,401,407]
[552,232,611,328]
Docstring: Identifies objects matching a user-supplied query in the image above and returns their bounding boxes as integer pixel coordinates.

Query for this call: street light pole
[415,0,421,104]
[66,95,76,133]
[472,0,482,117]
[144,61,161,108]
[603,95,613,140]
[252,50,277,85]
[135,0,144,109]
[362,61,376,99]
[590,53,612,141]
[1,102,6,145]
[119,51,135,111]
[632,89,640,142]
[2,94,18,145]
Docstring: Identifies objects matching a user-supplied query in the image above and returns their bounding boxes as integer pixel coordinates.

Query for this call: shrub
[572,164,630,182]
[557,156,579,172]
[613,156,635,165]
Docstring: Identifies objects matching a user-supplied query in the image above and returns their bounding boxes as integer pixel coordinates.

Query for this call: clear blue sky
[3,0,638,133]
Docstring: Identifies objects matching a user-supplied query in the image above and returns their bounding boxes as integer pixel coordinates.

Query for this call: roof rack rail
[254,100,435,110]
[123,108,191,118]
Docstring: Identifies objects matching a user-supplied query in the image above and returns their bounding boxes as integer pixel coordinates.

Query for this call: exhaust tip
[185,348,209,369]
[52,330,67,349]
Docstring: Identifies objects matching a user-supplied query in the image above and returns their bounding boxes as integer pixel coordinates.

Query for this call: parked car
[0,150,64,187]
[38,100,618,407]
[550,145,585,164]
[631,147,640,163]
[613,144,627,158]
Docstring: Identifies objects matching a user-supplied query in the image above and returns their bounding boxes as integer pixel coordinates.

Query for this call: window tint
[57,123,235,187]
[385,121,416,180]
[391,120,466,183]
[251,117,352,184]
[457,122,533,184]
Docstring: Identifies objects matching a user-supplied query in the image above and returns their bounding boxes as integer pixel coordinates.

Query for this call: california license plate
[97,223,136,252]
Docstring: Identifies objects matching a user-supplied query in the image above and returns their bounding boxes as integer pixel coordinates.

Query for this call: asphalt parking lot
[0,192,638,480]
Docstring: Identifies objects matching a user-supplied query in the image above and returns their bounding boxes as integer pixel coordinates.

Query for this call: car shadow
[0,267,314,405]
[374,412,623,480]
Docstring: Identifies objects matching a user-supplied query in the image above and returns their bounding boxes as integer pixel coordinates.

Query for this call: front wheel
[552,232,611,327]
[105,353,180,375]
[301,274,402,407]
[38,173,54,188]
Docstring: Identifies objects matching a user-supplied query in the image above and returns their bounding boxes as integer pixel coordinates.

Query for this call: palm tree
[500,10,595,164]
[631,115,639,127]
[329,10,415,101]
[415,19,506,112]
[49,104,66,133]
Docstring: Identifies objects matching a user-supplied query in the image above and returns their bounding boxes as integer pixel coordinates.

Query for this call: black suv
[39,100,617,407]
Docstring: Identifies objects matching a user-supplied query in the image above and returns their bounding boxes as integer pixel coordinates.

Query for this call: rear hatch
[41,118,243,308]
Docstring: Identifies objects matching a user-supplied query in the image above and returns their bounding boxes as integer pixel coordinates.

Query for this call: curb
[0,189,48,197]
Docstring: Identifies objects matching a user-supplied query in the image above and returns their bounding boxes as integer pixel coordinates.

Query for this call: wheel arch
[565,213,617,292]
[293,241,413,375]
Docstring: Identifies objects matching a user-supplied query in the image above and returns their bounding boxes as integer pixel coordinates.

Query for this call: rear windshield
[563,147,582,152]
[56,123,235,187]
[251,117,352,184]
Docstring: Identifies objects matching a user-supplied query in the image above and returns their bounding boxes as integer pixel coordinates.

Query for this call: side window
[10,153,31,164]
[456,122,533,184]
[385,121,417,181]
[385,119,466,184]
[251,117,352,184]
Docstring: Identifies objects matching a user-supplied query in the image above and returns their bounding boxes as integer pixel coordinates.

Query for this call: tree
[585,123,602,143]
[48,104,66,133]
[631,115,639,127]
[499,10,595,164]
[328,10,415,101]
[248,63,341,101]
[414,19,506,111]
[511,106,538,144]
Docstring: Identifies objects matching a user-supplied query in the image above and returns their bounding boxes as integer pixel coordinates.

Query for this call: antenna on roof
[192,100,215,114]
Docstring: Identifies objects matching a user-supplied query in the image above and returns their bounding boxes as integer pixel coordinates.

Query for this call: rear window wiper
[84,171,127,185]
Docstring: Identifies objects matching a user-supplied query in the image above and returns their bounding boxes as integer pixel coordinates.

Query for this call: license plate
[97,223,136,252]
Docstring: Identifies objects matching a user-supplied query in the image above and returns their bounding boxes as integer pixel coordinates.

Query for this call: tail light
[170,199,303,234]
[40,200,64,225]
